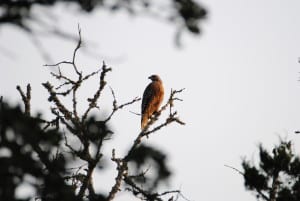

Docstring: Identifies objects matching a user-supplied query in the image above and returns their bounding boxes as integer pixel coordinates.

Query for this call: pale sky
[1,0,300,201]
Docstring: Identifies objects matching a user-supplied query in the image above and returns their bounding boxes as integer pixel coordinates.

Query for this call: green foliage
[242,161,268,191]
[175,0,207,34]
[0,102,76,201]
[0,0,207,39]
[0,100,177,201]
[127,144,172,191]
[242,140,300,201]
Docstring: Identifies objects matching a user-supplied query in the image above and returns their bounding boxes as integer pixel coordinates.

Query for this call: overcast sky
[1,0,300,200]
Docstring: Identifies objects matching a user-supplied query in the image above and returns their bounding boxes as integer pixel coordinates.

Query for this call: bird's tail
[141,115,148,130]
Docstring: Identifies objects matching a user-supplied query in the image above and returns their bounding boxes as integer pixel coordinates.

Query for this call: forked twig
[16,84,31,116]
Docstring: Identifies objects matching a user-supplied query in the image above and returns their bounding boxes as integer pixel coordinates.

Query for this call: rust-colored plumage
[141,75,164,130]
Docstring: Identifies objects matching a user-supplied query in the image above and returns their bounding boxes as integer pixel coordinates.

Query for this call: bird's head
[148,74,161,82]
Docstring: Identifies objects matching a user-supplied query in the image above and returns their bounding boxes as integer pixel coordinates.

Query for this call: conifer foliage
[242,140,300,201]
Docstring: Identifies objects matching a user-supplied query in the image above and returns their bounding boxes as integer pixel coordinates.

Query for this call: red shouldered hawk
[141,75,164,130]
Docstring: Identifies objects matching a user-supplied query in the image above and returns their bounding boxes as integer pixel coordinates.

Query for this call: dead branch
[224,164,244,176]
[42,82,72,120]
[124,176,182,201]
[82,61,112,122]
[27,26,186,201]
[105,87,186,201]
[16,83,31,115]
[42,27,142,201]
[107,149,128,201]
[44,25,82,76]
[104,86,141,123]
[124,88,185,162]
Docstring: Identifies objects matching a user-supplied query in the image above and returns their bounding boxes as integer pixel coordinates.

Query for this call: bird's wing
[141,82,156,115]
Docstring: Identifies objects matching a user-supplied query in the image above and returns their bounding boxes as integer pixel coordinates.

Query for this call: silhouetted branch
[124,175,183,201]
[224,164,244,176]
[82,61,112,122]
[145,88,185,130]
[106,87,186,200]
[225,164,269,201]
[104,86,141,123]
[42,29,111,200]
[16,83,31,115]
[125,88,185,162]
[107,149,128,201]
[42,81,73,120]
[44,25,82,75]
[42,29,146,200]
[38,116,60,130]
[10,27,186,201]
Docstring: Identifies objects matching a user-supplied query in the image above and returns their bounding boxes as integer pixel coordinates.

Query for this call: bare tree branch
[104,86,141,123]
[16,83,31,116]
[107,149,128,201]
[14,27,187,201]
[82,61,112,122]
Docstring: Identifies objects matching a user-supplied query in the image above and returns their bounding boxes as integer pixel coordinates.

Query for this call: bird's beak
[148,76,152,80]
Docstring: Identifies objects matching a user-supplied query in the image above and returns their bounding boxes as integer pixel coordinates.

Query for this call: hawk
[141,75,164,130]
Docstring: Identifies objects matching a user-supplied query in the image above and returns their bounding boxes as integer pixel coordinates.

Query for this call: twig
[77,162,96,199]
[125,88,185,161]
[104,87,141,123]
[42,82,72,120]
[124,176,161,200]
[16,84,31,116]
[143,88,185,131]
[40,25,186,201]
[82,61,112,122]
[224,164,244,176]
[174,191,192,201]
[71,24,82,76]
[44,61,73,67]
[118,90,186,200]
[50,67,75,85]
[107,149,128,201]
[63,131,78,154]
[107,88,186,201]
[37,116,59,130]
[129,110,140,116]
[224,164,269,201]
[125,176,183,201]
[143,112,185,136]
[65,163,88,172]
